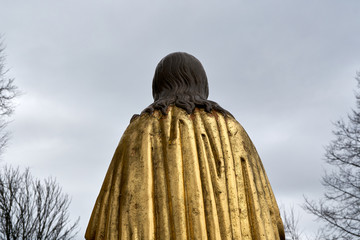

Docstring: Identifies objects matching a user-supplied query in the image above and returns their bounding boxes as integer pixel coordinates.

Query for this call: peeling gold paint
[86,107,284,240]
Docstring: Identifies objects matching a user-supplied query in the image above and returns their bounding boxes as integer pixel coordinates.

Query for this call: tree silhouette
[304,72,360,239]
[0,166,79,240]
[0,38,18,153]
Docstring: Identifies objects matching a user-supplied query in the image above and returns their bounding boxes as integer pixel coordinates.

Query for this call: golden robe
[85,106,284,240]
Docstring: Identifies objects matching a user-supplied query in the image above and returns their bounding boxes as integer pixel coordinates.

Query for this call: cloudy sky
[1,0,360,238]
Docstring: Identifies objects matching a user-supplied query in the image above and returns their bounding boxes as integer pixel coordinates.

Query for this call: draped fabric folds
[85,106,285,240]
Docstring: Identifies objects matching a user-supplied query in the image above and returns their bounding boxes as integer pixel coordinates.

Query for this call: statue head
[152,52,209,101]
[142,52,231,117]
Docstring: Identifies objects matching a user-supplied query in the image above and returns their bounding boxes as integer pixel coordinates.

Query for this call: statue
[85,52,285,240]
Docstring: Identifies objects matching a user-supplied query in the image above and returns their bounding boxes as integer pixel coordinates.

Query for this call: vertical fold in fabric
[85,107,284,240]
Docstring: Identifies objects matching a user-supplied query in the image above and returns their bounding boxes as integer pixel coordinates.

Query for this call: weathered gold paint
[85,106,285,240]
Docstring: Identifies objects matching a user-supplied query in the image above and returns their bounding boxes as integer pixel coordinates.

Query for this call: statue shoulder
[130,114,140,123]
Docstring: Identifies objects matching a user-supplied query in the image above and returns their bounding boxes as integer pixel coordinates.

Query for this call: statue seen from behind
[85,52,285,240]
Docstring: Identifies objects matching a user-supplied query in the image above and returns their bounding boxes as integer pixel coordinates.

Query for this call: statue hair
[142,52,232,117]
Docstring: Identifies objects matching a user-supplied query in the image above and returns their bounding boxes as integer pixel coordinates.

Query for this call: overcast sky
[1,1,360,238]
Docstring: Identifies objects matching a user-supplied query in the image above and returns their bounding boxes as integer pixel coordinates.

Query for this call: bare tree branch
[282,206,324,240]
[0,166,79,240]
[282,206,302,240]
[303,72,360,240]
[0,36,19,155]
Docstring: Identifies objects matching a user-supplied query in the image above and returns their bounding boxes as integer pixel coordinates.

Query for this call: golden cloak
[85,106,284,240]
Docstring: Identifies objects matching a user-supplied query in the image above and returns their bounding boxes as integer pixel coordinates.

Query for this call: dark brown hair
[142,52,231,116]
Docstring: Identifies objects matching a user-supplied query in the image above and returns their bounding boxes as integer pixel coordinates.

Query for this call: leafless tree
[282,207,302,240]
[282,206,324,240]
[303,72,360,240]
[0,36,78,239]
[0,166,79,240]
[0,37,18,153]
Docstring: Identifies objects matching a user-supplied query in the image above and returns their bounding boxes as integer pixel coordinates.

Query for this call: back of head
[152,52,209,101]
[142,52,231,117]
